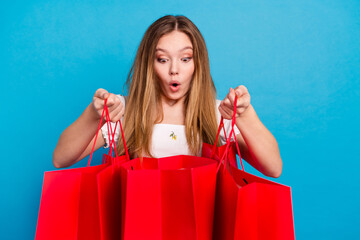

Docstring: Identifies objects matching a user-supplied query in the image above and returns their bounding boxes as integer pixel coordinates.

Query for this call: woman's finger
[108,107,121,122]
[228,88,236,106]
[218,107,230,120]
[234,85,248,97]
[107,99,122,113]
[221,88,233,108]
[235,94,250,108]
[105,93,119,107]
[111,109,125,123]
[93,97,105,111]
[94,88,109,100]
[219,102,233,119]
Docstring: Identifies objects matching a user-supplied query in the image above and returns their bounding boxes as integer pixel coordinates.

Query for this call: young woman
[53,15,282,178]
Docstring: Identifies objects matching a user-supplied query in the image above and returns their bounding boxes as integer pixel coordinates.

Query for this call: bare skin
[219,87,282,177]
[154,31,194,125]
[53,89,123,168]
[53,30,283,178]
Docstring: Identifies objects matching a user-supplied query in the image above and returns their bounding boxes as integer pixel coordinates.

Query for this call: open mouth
[169,81,180,92]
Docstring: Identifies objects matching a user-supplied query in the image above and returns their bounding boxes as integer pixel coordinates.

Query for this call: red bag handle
[216,97,245,172]
[104,103,130,163]
[211,117,228,158]
[105,104,115,157]
[104,104,118,162]
[87,99,109,167]
[87,99,130,167]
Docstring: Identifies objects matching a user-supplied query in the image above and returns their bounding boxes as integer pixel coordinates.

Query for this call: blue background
[1,0,359,239]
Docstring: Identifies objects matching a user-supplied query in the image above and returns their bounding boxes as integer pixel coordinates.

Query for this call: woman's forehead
[156,31,193,52]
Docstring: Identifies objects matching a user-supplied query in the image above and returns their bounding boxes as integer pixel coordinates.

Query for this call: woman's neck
[159,96,186,125]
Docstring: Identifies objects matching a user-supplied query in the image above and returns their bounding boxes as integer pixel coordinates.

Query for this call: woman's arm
[218,87,282,178]
[53,89,124,168]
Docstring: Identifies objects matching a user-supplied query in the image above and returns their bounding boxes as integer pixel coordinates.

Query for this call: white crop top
[101,95,240,158]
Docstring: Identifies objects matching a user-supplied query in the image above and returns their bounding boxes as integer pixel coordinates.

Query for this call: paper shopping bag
[212,163,295,240]
[35,160,109,240]
[97,155,127,240]
[36,99,120,240]
[120,155,217,240]
[97,105,130,240]
[204,98,295,239]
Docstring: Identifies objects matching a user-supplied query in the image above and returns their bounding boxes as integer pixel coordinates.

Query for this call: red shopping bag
[97,108,129,240]
[120,155,218,240]
[97,157,123,240]
[35,161,109,240]
[203,98,295,240]
[213,163,295,240]
[36,100,115,240]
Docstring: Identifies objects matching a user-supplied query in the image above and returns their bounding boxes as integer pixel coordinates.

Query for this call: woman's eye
[182,57,192,62]
[157,58,167,63]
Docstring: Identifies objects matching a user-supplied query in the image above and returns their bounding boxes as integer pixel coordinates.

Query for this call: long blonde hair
[117,15,219,157]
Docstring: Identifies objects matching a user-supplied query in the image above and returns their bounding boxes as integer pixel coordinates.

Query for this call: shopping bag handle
[104,103,130,163]
[103,99,130,164]
[87,98,130,166]
[103,104,129,169]
[211,117,229,158]
[87,99,110,167]
[104,104,119,162]
[216,97,244,172]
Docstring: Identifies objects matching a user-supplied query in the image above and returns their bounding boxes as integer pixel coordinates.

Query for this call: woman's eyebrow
[155,46,193,53]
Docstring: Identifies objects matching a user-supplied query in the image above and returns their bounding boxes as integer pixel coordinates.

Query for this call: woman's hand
[218,85,282,178]
[219,85,251,120]
[53,88,124,168]
[92,88,124,122]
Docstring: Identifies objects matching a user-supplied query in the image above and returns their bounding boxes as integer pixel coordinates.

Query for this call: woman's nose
[170,61,178,75]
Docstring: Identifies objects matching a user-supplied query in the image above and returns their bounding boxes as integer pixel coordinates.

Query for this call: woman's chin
[161,92,186,104]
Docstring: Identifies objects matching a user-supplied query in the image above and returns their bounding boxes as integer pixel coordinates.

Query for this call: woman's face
[154,31,195,104]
